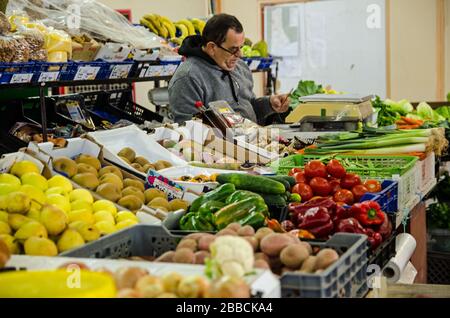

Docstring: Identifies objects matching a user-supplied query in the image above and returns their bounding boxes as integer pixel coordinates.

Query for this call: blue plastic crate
[100,61,135,79]
[32,62,71,83]
[0,62,35,84]
[360,180,398,215]
[60,61,106,81]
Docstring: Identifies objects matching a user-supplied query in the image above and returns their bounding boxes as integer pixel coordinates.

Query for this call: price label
[10,73,33,83]
[146,170,184,201]
[109,64,132,79]
[249,60,261,70]
[38,71,59,82]
[74,66,100,81]
[145,65,164,77]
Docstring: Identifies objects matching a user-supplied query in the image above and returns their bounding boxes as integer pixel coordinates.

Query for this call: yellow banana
[161,20,176,39]
[140,18,159,35]
[175,23,189,39]
[142,14,161,34]
[191,18,206,34]
[151,14,168,38]
[177,19,196,36]
[170,37,183,46]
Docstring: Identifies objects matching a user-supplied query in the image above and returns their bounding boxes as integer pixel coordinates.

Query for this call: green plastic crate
[272,154,418,178]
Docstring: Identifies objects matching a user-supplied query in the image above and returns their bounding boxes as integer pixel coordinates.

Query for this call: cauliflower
[206,236,254,279]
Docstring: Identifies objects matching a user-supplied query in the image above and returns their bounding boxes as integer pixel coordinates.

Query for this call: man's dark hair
[202,14,243,45]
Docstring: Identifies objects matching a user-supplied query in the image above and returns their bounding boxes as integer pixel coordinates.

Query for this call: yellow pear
[20,172,48,191]
[70,221,100,242]
[24,237,58,256]
[45,187,69,199]
[0,183,21,196]
[26,208,41,221]
[116,219,138,231]
[0,234,20,254]
[0,173,21,187]
[47,175,73,193]
[8,214,32,231]
[40,204,68,236]
[69,189,94,204]
[92,200,117,216]
[46,194,71,214]
[19,184,46,205]
[116,211,138,223]
[10,160,40,178]
[95,221,116,236]
[0,221,11,235]
[70,199,93,213]
[6,192,31,214]
[0,196,7,210]
[93,210,115,224]
[75,154,101,171]
[68,209,95,224]
[0,210,8,223]
[52,157,78,178]
[15,221,48,241]
[57,229,85,253]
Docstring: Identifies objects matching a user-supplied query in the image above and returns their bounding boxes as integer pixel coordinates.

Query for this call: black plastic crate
[427,251,450,284]
[368,232,396,270]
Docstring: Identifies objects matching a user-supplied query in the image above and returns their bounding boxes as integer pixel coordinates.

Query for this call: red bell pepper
[335,217,366,234]
[351,201,385,226]
[289,197,336,217]
[308,220,334,238]
[365,228,383,250]
[374,211,393,240]
[297,207,331,229]
[333,205,353,223]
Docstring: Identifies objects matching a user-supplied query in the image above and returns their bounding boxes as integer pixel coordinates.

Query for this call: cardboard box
[71,40,102,62]
[95,43,132,62]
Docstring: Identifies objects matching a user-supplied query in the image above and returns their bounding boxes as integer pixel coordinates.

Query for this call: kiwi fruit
[148,197,169,210]
[144,188,166,204]
[134,156,150,167]
[121,186,145,203]
[168,199,189,211]
[118,195,143,211]
[131,163,142,171]
[123,179,145,192]
[118,147,136,163]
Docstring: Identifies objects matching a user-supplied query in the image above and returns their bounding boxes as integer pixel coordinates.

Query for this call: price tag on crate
[10,73,33,83]
[145,65,164,77]
[38,71,59,82]
[109,64,132,79]
[146,169,185,201]
[74,66,100,81]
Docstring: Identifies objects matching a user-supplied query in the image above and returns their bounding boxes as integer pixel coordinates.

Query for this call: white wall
[98,0,209,110]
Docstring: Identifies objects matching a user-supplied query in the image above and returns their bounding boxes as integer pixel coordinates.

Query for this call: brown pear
[99,173,123,190]
[98,166,123,180]
[123,179,145,192]
[121,187,145,203]
[118,148,136,163]
[118,195,143,211]
[76,163,98,176]
[134,156,150,167]
[96,183,122,203]
[72,173,99,191]
[75,154,101,171]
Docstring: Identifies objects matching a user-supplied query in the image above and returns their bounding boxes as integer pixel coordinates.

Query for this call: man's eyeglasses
[215,43,243,57]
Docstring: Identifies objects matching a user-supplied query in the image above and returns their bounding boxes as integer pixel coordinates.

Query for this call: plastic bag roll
[382,233,417,283]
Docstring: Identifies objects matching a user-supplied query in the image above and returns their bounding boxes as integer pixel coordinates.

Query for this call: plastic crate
[0,62,35,84]
[242,57,273,71]
[418,152,436,193]
[60,61,105,81]
[107,98,164,125]
[100,61,134,79]
[60,225,178,258]
[360,180,398,214]
[131,60,180,78]
[280,233,368,298]
[367,229,396,270]
[427,251,450,284]
[32,62,71,83]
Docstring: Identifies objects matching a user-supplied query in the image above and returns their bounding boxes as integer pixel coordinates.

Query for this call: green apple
[95,221,116,236]
[21,172,48,191]
[115,211,138,223]
[70,199,93,213]
[67,209,95,225]
[93,200,117,216]
[116,219,138,231]
[47,175,73,193]
[46,194,71,214]
[19,184,46,205]
[69,188,94,204]
[93,210,115,224]
[10,160,40,178]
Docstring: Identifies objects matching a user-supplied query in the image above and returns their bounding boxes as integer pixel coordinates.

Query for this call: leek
[316,137,429,150]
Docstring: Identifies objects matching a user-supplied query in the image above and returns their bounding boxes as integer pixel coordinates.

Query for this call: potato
[225,223,241,232]
[254,227,274,242]
[176,239,197,252]
[216,229,237,236]
[315,248,339,270]
[254,259,270,270]
[284,233,301,244]
[298,256,317,273]
[183,233,204,242]
[254,252,269,263]
[243,236,258,252]
[155,251,175,263]
[300,242,313,255]
[237,225,255,237]
[114,267,149,289]
[280,244,310,269]
[173,248,195,264]
[198,234,216,251]
[117,288,141,298]
[260,233,293,257]
[194,251,210,265]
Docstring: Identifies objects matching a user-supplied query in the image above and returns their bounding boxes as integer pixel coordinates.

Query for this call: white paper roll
[382,233,417,283]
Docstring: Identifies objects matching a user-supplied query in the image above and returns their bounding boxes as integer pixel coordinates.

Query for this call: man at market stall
[168,13,290,125]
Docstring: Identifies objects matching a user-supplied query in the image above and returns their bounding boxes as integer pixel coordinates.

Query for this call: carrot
[401,116,423,125]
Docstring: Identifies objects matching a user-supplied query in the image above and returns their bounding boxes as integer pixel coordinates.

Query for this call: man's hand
[270,94,290,113]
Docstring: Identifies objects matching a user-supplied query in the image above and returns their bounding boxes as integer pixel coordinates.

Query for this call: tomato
[333,189,354,205]
[326,159,346,178]
[309,177,331,196]
[352,185,369,201]
[291,183,314,202]
[364,180,382,193]
[329,179,342,194]
[288,167,303,176]
[304,160,328,179]
[341,173,362,190]
[293,171,307,184]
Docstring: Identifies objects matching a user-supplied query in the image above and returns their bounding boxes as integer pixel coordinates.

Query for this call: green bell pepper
[190,183,236,212]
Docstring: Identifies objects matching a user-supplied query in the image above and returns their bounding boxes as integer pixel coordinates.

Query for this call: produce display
[0,160,139,256]
[241,39,269,58]
[117,147,173,172]
[176,174,218,183]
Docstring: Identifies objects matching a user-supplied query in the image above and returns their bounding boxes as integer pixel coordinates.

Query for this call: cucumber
[266,176,290,191]
[216,173,286,195]
[259,193,286,207]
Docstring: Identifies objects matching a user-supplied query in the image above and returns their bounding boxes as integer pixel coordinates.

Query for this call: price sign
[146,170,185,201]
